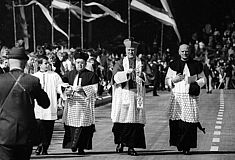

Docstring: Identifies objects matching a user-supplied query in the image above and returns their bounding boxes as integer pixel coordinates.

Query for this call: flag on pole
[51,0,126,23]
[160,0,181,42]
[51,0,96,18]
[131,0,181,42]
[15,0,69,39]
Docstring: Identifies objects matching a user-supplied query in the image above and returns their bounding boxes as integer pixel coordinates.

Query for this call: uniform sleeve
[33,78,50,109]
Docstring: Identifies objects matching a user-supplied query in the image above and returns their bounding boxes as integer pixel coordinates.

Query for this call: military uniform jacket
[0,69,50,145]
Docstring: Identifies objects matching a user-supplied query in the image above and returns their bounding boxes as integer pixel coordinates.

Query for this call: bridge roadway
[30,89,235,160]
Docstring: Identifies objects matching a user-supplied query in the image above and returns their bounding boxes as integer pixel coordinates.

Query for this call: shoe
[78,149,85,155]
[41,146,49,155]
[116,144,124,153]
[153,94,159,96]
[71,147,77,152]
[41,150,48,155]
[177,146,182,151]
[35,146,42,155]
[128,148,138,156]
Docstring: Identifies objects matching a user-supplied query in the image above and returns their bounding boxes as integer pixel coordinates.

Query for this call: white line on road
[212,138,220,142]
[216,121,222,124]
[214,131,221,135]
[217,117,223,120]
[210,146,219,151]
[218,111,224,115]
[215,125,221,129]
[210,89,224,152]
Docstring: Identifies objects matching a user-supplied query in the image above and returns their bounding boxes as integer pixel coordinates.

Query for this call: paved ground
[30,89,235,160]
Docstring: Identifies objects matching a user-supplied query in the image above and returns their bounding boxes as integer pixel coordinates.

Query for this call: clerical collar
[40,70,48,73]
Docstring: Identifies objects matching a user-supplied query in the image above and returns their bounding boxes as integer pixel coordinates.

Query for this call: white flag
[15,0,69,39]
[51,0,70,10]
[131,0,181,42]
[84,2,126,23]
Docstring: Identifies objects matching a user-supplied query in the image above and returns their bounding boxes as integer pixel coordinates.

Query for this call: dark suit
[0,69,50,160]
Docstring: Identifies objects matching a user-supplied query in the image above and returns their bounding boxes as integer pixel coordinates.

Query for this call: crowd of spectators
[1,16,235,93]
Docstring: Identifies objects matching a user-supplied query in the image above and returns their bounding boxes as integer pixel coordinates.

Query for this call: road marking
[217,117,223,120]
[214,131,221,135]
[216,121,222,124]
[212,138,220,142]
[210,146,219,151]
[210,89,224,152]
[218,111,224,115]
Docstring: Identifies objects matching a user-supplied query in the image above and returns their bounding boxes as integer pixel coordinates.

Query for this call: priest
[111,38,147,156]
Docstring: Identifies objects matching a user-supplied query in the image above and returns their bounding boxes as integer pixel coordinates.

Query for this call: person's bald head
[179,44,190,61]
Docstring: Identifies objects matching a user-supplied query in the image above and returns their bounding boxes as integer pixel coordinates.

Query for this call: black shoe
[41,150,48,155]
[177,146,182,151]
[41,145,49,155]
[71,147,77,152]
[153,94,159,96]
[128,148,138,156]
[35,146,42,155]
[78,149,85,155]
[116,144,124,153]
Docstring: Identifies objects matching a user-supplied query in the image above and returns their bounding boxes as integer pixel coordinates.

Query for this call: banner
[131,0,181,42]
[160,0,181,42]
[51,0,70,10]
[84,2,126,23]
[15,0,68,39]
[51,0,125,23]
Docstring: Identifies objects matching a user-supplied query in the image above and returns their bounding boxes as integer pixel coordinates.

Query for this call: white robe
[165,64,206,123]
[33,71,63,120]
[111,57,146,124]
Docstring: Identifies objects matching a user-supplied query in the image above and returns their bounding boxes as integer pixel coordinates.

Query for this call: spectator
[0,47,49,160]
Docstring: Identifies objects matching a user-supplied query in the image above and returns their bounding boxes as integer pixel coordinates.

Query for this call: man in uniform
[0,47,50,160]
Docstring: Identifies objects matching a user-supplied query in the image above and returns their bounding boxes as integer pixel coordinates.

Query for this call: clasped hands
[61,83,85,96]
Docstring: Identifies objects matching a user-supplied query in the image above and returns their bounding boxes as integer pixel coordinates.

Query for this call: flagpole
[81,0,84,49]
[32,4,36,52]
[12,1,17,46]
[51,6,54,46]
[128,0,131,39]
[68,0,71,50]
[160,23,164,58]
